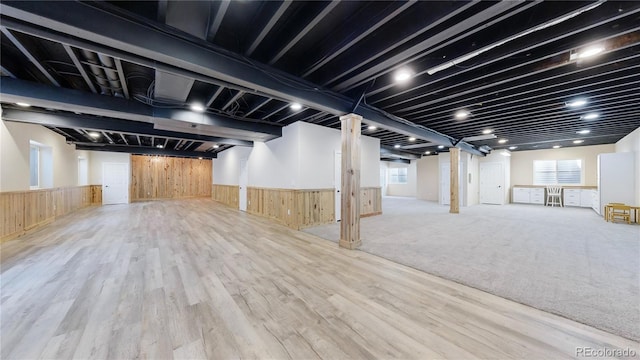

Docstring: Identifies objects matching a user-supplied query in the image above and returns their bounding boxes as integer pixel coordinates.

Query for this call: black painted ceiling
[1,1,639,158]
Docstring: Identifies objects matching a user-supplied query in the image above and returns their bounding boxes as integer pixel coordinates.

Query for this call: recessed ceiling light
[582,113,599,120]
[190,103,205,112]
[425,151,431,155]
[455,110,469,119]
[482,129,493,134]
[88,132,100,138]
[498,138,508,144]
[576,129,591,135]
[508,146,517,150]
[566,99,587,108]
[573,140,584,144]
[437,145,445,149]
[408,137,416,142]
[212,145,220,149]
[16,102,31,107]
[367,125,377,130]
[393,69,412,83]
[156,144,164,148]
[394,144,401,148]
[553,145,561,149]
[198,157,203,160]
[290,103,302,111]
[578,46,604,59]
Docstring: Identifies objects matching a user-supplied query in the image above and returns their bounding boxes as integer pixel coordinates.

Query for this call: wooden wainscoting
[246,187,381,230]
[130,155,212,201]
[212,184,239,209]
[1,185,101,242]
[361,187,382,217]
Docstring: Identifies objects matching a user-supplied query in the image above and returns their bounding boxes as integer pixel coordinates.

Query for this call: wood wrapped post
[450,147,460,214]
[339,113,362,249]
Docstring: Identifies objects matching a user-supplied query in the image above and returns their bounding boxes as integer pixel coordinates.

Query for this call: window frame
[29,143,40,189]
[388,167,408,184]
[533,159,583,186]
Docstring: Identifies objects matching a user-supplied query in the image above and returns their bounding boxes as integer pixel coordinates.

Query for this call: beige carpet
[304,196,640,341]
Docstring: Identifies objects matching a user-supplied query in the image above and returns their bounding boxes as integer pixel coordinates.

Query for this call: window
[29,141,53,189]
[533,159,582,185]
[30,144,39,189]
[388,167,408,184]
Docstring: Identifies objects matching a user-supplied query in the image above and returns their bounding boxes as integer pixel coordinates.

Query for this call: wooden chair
[546,185,562,207]
[610,204,631,224]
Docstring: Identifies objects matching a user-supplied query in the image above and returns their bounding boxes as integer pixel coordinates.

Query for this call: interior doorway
[102,162,129,205]
[479,162,505,205]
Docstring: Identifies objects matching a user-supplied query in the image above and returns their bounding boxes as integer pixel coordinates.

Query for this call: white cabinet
[591,190,600,213]
[564,189,596,208]
[530,188,545,204]
[564,189,581,207]
[513,187,531,203]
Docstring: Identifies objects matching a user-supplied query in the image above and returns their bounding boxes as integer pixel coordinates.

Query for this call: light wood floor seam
[1,199,638,359]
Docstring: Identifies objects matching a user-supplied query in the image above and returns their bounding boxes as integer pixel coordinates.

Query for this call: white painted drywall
[416,156,438,201]
[213,121,380,190]
[0,119,83,191]
[615,126,640,205]
[385,160,417,197]
[88,151,131,185]
[510,144,614,187]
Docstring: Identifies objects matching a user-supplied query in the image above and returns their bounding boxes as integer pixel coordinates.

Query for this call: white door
[334,152,341,222]
[441,164,450,205]
[239,159,248,211]
[102,162,129,205]
[480,162,505,205]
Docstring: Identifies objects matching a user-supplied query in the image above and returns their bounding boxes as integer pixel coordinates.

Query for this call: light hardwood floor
[1,199,638,359]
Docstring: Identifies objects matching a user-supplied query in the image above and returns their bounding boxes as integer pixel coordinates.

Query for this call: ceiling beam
[0,64,16,78]
[0,1,482,155]
[207,0,229,42]
[113,58,130,99]
[222,90,244,111]
[245,0,292,57]
[206,86,225,107]
[244,98,270,117]
[0,108,255,147]
[74,143,216,159]
[0,77,282,141]
[301,1,416,77]
[0,26,59,86]
[62,44,97,93]
[268,1,339,65]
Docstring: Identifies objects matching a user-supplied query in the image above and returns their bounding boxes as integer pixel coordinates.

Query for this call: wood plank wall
[244,187,382,230]
[130,155,212,201]
[211,185,239,209]
[1,185,101,242]
[361,187,382,217]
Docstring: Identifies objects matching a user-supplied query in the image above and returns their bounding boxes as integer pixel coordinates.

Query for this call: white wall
[88,151,131,185]
[0,119,84,191]
[385,160,417,197]
[213,121,381,189]
[416,156,438,201]
[465,153,480,206]
[510,144,613,187]
[615,126,640,205]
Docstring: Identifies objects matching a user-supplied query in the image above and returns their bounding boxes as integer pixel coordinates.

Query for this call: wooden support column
[339,113,362,249]
[450,147,460,214]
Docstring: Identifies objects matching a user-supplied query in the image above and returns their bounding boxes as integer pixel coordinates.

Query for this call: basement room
[1,1,639,359]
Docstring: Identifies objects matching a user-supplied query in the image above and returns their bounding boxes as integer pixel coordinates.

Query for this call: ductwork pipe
[80,49,110,95]
[97,54,124,97]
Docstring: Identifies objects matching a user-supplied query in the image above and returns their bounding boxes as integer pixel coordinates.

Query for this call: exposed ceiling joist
[0,26,59,86]
[1,77,281,141]
[75,143,216,159]
[1,108,254,147]
[0,0,483,156]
